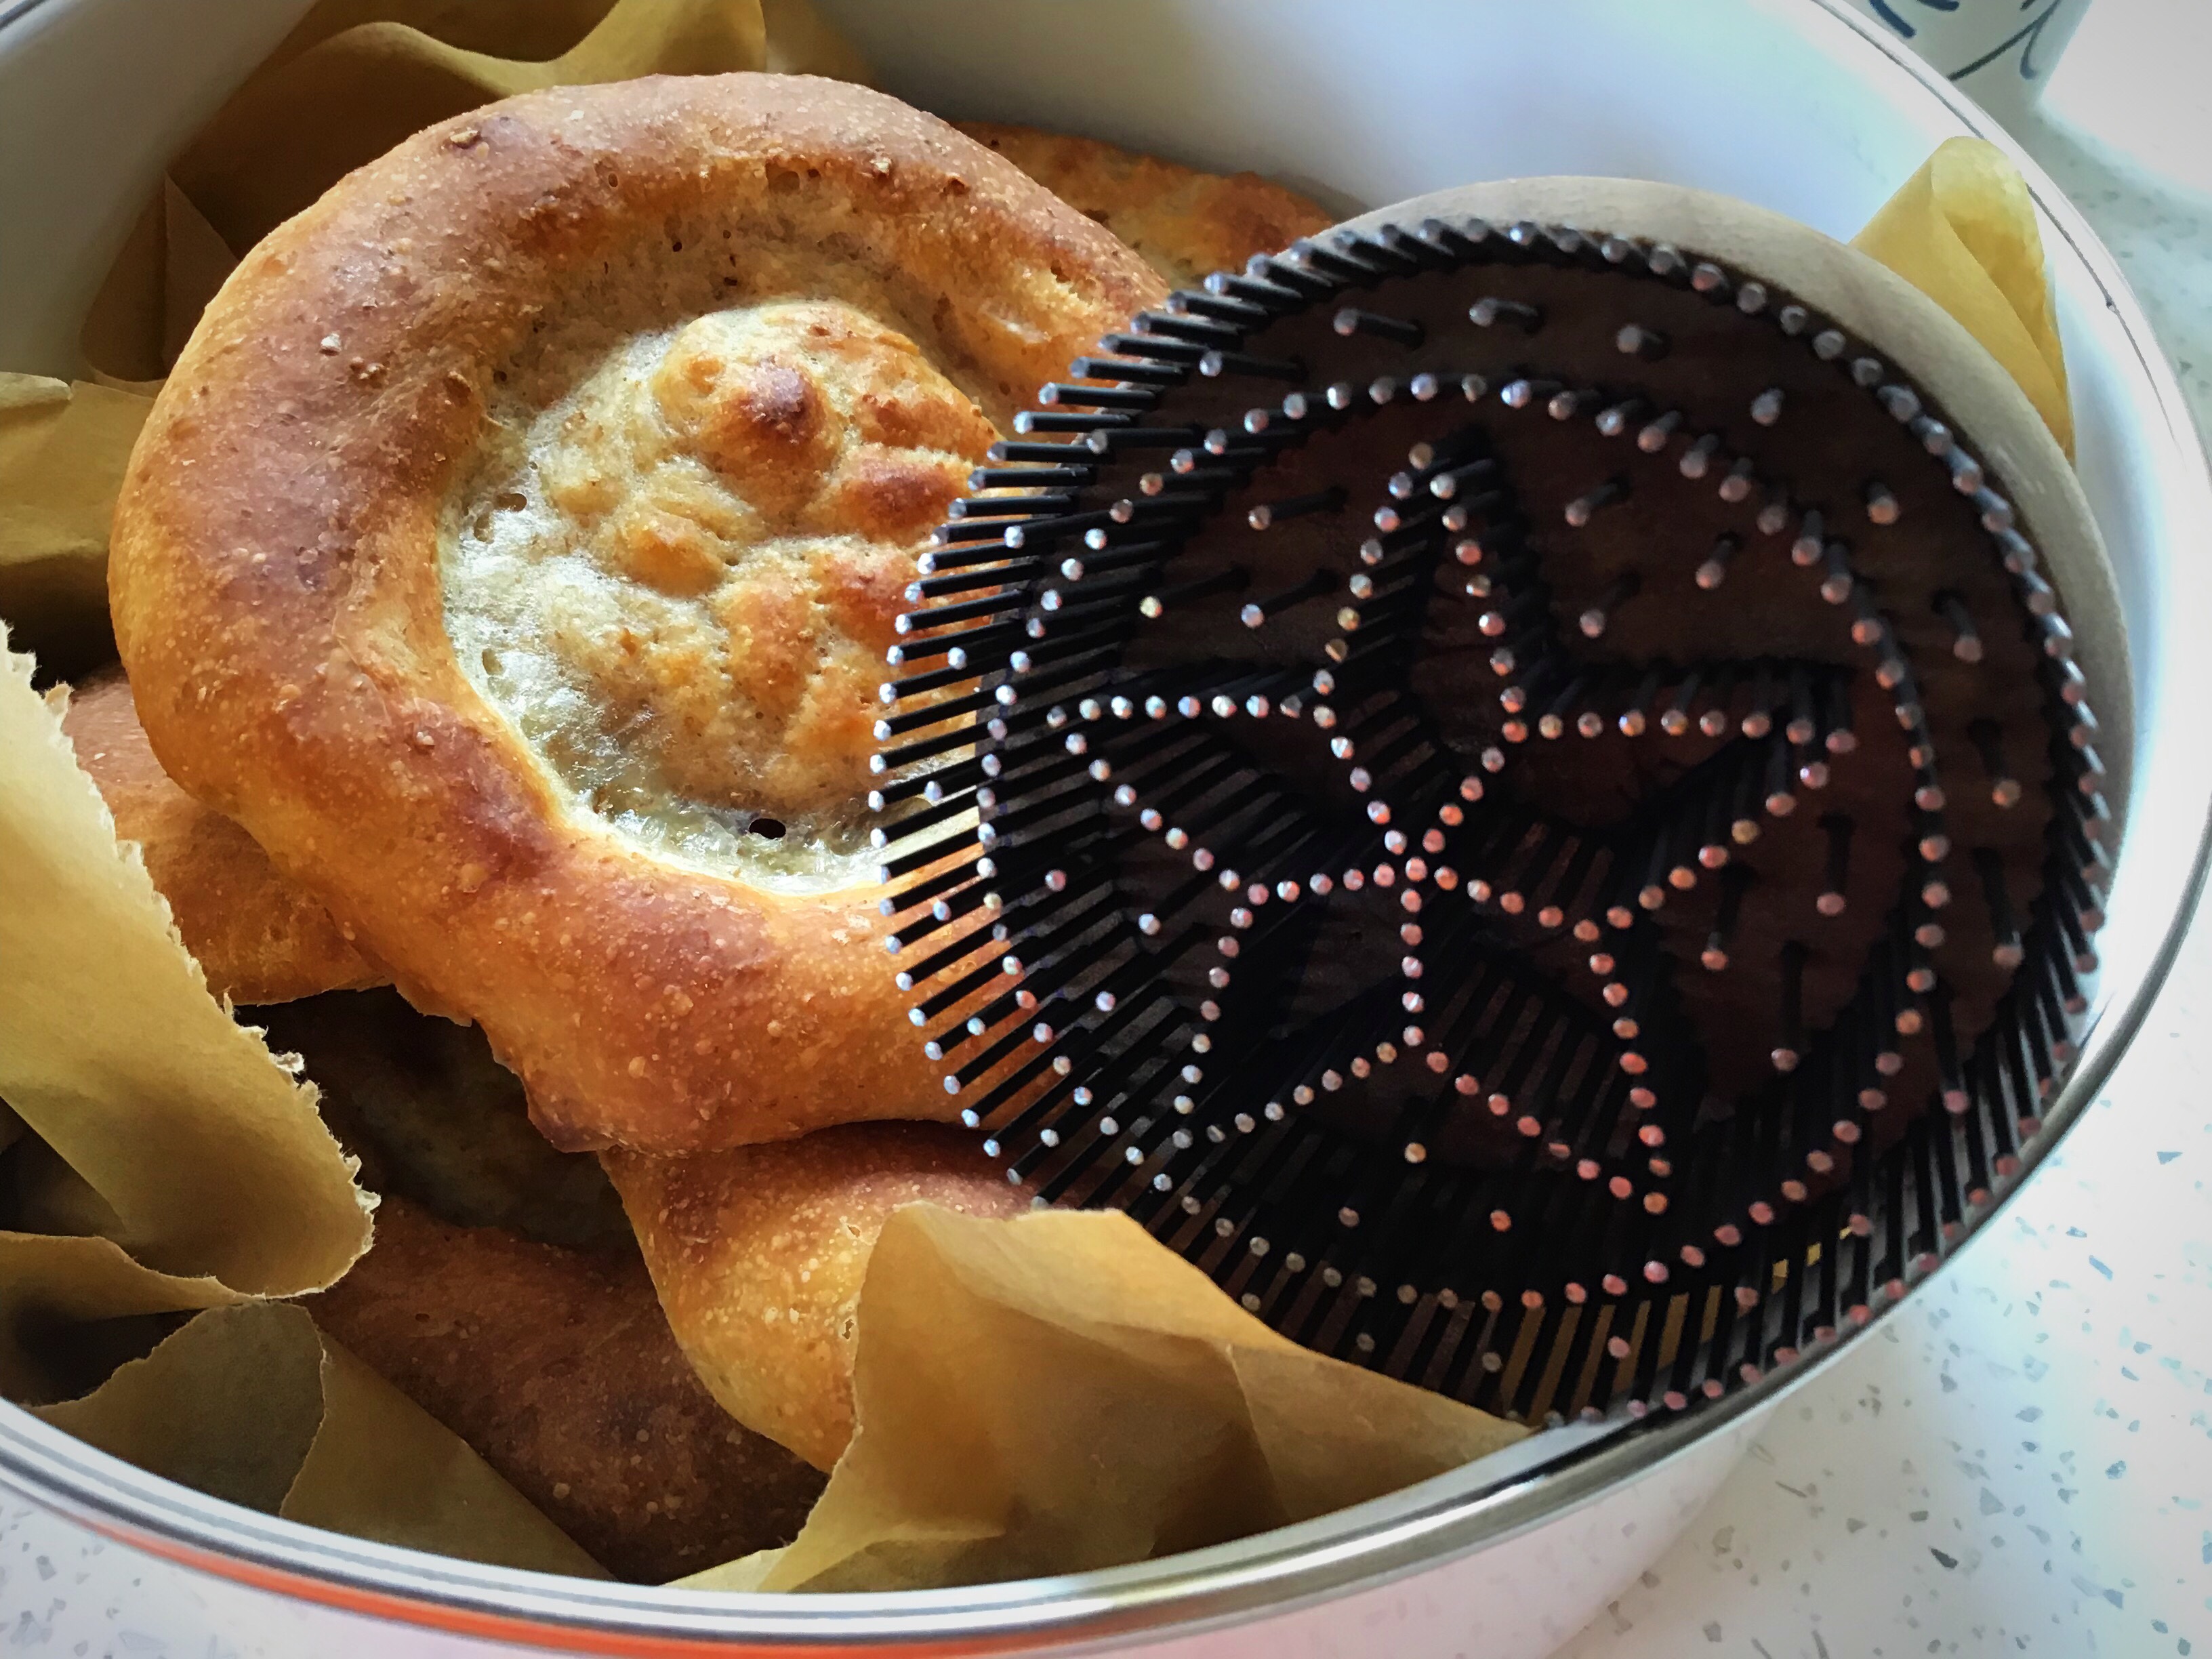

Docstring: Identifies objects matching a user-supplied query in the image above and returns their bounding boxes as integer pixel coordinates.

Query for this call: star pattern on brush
[874,213,2108,1418]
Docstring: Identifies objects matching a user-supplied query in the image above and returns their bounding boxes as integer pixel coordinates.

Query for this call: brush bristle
[872,213,2106,1422]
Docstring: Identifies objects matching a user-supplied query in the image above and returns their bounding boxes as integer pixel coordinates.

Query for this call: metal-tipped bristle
[874,209,2102,1420]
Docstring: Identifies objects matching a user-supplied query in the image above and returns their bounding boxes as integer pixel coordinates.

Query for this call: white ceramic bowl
[1,1,2205,1654]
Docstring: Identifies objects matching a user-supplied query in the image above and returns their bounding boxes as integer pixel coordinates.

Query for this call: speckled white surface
[1553,6,2212,1654]
[1553,900,2212,1658]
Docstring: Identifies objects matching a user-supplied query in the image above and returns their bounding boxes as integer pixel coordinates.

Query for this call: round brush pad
[874,178,2121,1421]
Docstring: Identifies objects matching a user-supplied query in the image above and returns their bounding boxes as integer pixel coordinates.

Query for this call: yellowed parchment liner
[0,634,371,1317]
[684,1207,1528,1594]
[1853,136,2074,457]
[0,629,631,1570]
[0,628,594,1568]
[34,1301,605,1577]
[0,377,150,666]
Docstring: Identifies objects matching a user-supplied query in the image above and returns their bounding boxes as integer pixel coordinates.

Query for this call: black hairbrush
[874,178,2121,1425]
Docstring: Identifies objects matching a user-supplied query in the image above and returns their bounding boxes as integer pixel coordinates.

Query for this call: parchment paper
[0,375,150,669]
[79,0,867,356]
[0,624,597,1562]
[79,179,240,392]
[0,1233,238,1406]
[1854,136,2074,457]
[0,636,371,1292]
[34,1300,605,1577]
[683,1206,1528,1593]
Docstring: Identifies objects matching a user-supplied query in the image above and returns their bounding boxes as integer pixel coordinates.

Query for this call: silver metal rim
[5,0,2208,1646]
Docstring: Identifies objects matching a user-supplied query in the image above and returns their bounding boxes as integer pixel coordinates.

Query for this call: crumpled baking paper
[0,630,371,1332]
[1854,136,2074,457]
[79,178,239,395]
[684,1206,1528,1593]
[0,375,150,672]
[0,626,609,1568]
[33,1301,604,1578]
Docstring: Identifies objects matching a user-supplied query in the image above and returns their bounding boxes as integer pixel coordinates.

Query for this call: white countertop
[1559,5,2212,1654]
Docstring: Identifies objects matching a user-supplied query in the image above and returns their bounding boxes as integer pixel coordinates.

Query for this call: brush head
[877,179,2116,1423]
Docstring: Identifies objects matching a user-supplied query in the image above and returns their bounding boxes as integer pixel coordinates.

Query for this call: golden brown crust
[604,1122,1029,1471]
[110,75,1166,1153]
[60,671,384,1005]
[956,122,1336,289]
[310,1192,825,1582]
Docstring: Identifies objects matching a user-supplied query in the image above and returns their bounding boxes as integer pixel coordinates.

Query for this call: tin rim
[3,0,2208,1647]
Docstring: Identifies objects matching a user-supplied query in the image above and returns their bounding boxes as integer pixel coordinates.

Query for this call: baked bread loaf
[261,987,632,1250]
[605,1124,1028,1471]
[264,989,821,1580]
[61,670,382,1004]
[310,1193,825,1582]
[268,984,1012,1496]
[957,123,1335,289]
[109,74,1166,1153]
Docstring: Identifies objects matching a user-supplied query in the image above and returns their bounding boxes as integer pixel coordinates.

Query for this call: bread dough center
[443,300,994,890]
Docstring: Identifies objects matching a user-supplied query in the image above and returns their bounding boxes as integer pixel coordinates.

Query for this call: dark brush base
[874,211,2108,1425]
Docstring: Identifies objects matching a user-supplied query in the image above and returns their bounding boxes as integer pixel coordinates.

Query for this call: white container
[2,0,2207,1653]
